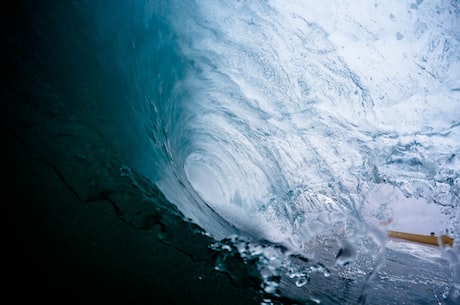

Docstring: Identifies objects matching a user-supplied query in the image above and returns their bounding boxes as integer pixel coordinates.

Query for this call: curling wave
[6,0,460,304]
[153,0,460,249]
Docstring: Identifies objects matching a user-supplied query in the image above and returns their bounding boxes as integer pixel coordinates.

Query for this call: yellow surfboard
[387,230,453,247]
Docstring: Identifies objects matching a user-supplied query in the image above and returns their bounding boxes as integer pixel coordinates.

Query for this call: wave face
[7,0,460,304]
[132,1,460,302]
[153,0,460,246]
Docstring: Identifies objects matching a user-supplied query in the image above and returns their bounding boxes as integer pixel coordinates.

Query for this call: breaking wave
[7,0,459,304]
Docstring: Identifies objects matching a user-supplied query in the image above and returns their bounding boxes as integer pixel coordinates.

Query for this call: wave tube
[4,0,459,304]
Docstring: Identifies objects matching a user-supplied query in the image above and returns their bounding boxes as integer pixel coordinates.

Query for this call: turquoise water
[4,0,459,304]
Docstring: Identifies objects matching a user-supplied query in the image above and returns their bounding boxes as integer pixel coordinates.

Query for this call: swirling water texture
[151,0,459,251]
[147,2,459,302]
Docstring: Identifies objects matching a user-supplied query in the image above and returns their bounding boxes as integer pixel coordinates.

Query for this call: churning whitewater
[143,0,460,303]
[154,0,459,243]
[140,1,460,303]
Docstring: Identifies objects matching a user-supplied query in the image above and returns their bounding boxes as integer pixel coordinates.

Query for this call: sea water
[5,0,459,304]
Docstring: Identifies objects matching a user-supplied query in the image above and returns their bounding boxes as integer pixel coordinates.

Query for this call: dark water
[3,1,459,304]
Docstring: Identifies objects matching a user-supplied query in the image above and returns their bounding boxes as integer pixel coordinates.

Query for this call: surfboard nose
[387,230,454,247]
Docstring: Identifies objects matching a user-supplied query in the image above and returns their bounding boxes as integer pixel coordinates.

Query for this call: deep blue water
[3,0,460,304]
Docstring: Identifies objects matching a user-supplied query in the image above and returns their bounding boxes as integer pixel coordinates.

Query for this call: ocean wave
[6,0,459,304]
